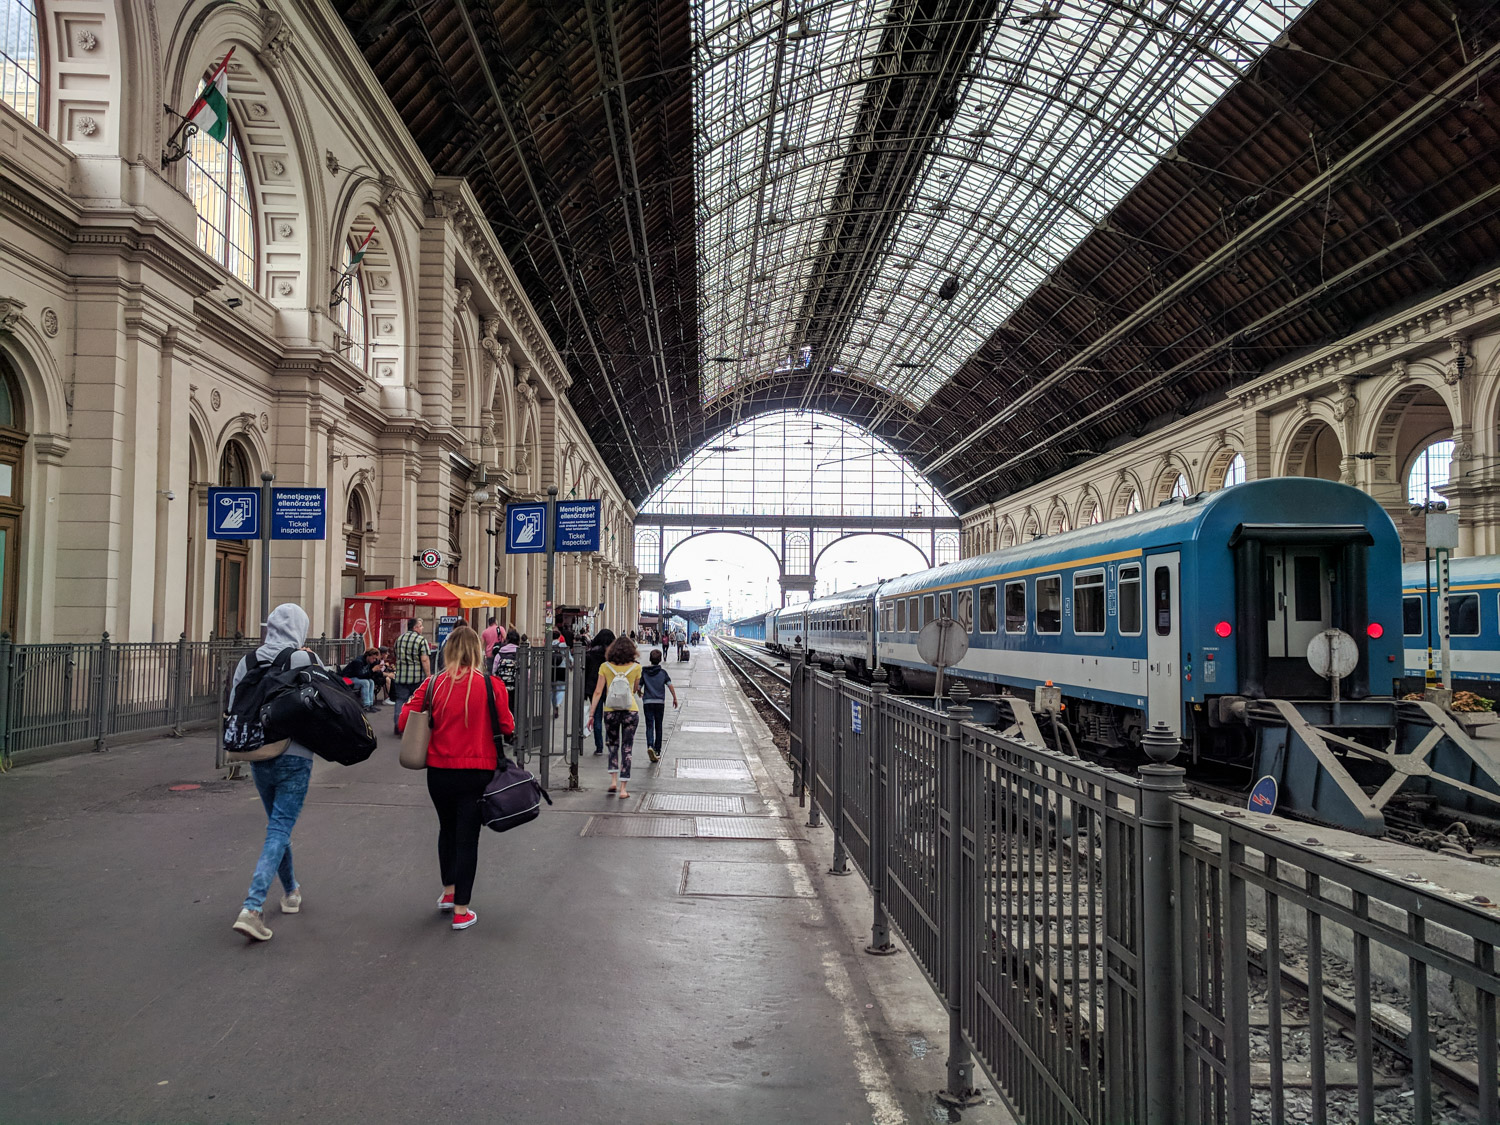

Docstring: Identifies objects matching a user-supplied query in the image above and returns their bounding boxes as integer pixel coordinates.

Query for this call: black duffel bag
[260,663,378,766]
[477,676,550,832]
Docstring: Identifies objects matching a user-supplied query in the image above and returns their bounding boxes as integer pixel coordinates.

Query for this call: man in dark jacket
[340,648,383,711]
[583,628,616,755]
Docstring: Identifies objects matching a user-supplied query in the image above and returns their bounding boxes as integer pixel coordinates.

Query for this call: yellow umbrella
[434,581,509,610]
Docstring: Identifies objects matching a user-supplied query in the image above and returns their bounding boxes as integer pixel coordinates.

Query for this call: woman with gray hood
[230,603,319,943]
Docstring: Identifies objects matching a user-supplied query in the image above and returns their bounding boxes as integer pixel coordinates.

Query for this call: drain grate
[676,758,751,780]
[681,860,814,898]
[693,817,789,839]
[647,793,744,814]
[583,815,791,840]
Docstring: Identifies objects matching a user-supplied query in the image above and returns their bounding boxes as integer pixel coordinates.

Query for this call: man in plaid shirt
[391,617,431,734]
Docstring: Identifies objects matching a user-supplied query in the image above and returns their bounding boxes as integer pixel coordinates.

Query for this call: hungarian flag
[187,48,234,143]
[347,226,377,269]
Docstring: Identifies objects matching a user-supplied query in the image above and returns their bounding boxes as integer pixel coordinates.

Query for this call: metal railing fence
[0,633,358,768]
[790,647,1500,1125]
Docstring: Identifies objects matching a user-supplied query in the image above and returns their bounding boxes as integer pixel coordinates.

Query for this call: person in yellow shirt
[586,635,642,799]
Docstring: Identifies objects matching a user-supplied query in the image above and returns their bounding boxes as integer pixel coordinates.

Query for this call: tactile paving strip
[583,815,791,840]
[646,793,745,814]
[676,758,752,780]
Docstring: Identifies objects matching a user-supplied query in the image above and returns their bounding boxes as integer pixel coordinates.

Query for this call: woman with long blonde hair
[397,624,514,930]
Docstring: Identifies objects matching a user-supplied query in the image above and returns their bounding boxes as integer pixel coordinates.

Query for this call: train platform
[0,646,1009,1125]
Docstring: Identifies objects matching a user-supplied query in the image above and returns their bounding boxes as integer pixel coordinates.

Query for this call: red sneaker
[452,908,478,930]
[436,892,454,912]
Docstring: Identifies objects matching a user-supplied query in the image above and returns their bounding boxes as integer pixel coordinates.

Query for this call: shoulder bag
[398,676,435,769]
[478,676,551,832]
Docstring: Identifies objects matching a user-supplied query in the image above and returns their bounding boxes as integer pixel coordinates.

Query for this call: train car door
[1262,547,1336,695]
[1146,552,1182,735]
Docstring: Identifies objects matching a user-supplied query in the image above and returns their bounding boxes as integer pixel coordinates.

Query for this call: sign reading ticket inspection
[270,488,327,540]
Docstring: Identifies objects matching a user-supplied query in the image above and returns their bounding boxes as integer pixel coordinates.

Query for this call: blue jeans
[592,700,605,752]
[352,677,374,707]
[643,702,665,753]
[244,755,313,911]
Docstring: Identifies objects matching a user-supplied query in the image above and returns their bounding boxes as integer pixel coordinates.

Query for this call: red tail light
[1367,623,1384,639]
[1214,621,1232,638]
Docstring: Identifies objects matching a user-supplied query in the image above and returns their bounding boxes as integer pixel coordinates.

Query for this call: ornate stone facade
[0,0,633,641]
[961,268,1500,564]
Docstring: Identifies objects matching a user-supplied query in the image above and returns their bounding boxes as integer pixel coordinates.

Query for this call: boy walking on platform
[640,649,677,763]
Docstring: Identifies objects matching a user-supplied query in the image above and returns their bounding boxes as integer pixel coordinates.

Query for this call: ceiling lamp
[785,17,816,41]
[1018,6,1063,24]
[937,275,961,301]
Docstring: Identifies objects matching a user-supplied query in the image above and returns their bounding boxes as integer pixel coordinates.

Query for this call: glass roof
[640,410,954,518]
[693,0,1309,409]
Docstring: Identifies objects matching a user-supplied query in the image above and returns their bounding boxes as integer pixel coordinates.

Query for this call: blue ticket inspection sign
[506,502,548,554]
[555,499,601,552]
[207,488,260,539]
[270,488,327,540]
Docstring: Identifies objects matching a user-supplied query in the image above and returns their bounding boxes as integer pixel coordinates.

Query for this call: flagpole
[161,48,235,168]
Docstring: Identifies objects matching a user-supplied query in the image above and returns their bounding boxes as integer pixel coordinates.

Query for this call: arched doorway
[1287,420,1342,480]
[343,491,367,599]
[213,440,253,637]
[0,355,28,636]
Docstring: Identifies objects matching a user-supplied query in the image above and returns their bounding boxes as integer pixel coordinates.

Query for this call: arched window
[1408,439,1453,506]
[1123,490,1141,516]
[219,440,251,486]
[1,0,42,124]
[186,91,256,288]
[1169,474,1189,500]
[1223,452,1246,488]
[340,240,369,370]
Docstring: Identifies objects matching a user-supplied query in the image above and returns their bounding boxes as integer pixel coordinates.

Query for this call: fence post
[828,669,850,875]
[806,657,823,829]
[514,638,532,766]
[1139,721,1187,1125]
[865,665,899,956]
[171,632,188,736]
[788,641,805,807]
[0,632,12,771]
[937,681,981,1107]
[568,635,585,790]
[93,631,112,752]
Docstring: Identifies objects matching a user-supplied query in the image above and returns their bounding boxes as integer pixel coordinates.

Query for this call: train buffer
[1233,695,1500,834]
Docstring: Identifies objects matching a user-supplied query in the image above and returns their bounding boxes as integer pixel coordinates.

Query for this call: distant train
[735,478,1406,758]
[1402,555,1500,688]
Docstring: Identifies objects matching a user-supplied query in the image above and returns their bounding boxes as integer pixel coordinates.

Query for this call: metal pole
[568,632,585,790]
[259,470,274,640]
[1437,547,1452,693]
[1424,547,1435,688]
[865,665,898,955]
[542,486,558,791]
[936,682,980,1108]
[1139,721,1188,1125]
[829,669,850,876]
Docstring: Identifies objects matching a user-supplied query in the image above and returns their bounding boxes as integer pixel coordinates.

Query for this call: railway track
[712,638,790,723]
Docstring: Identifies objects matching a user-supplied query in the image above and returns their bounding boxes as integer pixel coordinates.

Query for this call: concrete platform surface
[0,646,1010,1125]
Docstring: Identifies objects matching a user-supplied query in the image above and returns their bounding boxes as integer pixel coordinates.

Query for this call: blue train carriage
[1401,555,1500,690]
[796,584,880,669]
[872,478,1404,755]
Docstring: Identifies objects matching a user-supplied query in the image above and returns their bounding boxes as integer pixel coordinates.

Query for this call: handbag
[398,676,435,770]
[478,676,551,832]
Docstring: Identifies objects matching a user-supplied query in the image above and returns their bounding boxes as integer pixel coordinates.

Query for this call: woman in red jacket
[398,624,514,930]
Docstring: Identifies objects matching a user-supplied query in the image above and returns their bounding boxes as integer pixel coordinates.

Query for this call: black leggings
[426,767,492,906]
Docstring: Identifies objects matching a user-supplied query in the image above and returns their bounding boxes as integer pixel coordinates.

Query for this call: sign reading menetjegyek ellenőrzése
[269,488,327,540]
[554,499,602,552]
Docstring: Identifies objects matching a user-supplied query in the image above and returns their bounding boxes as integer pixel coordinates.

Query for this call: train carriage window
[1402,596,1423,637]
[908,597,918,630]
[1154,567,1173,636]
[1004,581,1026,633]
[979,585,997,633]
[1450,594,1480,637]
[1035,576,1062,634]
[896,599,907,633]
[938,591,952,620]
[923,595,935,627]
[1074,571,1106,634]
[957,589,973,632]
[1118,564,1142,635]
[1293,557,1324,622]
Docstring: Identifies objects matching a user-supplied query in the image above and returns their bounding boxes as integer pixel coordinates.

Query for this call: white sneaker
[233,909,273,941]
[280,886,302,914]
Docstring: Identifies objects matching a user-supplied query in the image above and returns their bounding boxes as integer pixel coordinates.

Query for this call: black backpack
[224,649,300,755]
[259,662,378,766]
[477,676,550,832]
